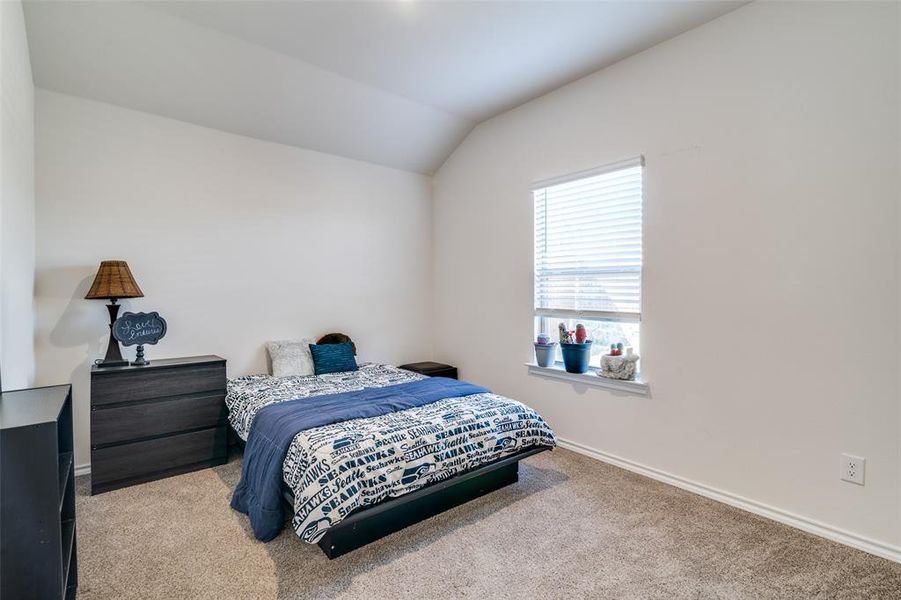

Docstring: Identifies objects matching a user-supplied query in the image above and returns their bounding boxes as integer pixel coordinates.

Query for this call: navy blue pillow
[309,342,358,375]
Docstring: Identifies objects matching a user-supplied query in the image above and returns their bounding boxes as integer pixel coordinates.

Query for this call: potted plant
[533,334,557,367]
[559,323,592,373]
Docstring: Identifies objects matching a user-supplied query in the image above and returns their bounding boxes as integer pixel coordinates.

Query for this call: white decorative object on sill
[599,348,639,381]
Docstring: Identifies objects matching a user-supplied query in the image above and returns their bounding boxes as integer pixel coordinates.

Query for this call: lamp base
[96,300,129,368]
[94,358,130,369]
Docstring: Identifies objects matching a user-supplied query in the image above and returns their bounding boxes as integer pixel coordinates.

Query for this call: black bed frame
[283,446,549,559]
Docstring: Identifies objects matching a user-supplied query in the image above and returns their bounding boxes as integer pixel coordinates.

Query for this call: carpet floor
[74,448,901,599]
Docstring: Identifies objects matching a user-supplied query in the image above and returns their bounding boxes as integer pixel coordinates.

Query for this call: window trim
[530,155,644,191]
[525,362,649,396]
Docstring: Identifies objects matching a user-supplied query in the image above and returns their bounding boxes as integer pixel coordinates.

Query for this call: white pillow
[266,339,316,377]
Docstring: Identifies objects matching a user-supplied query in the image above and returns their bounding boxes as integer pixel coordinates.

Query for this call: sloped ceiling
[24,1,743,174]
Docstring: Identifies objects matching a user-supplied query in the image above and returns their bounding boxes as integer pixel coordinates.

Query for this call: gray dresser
[90,355,228,494]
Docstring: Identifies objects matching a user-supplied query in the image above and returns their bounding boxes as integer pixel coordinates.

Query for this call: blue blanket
[230,377,489,542]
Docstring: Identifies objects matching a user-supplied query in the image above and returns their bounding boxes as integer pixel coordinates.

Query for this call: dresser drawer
[91,364,225,406]
[91,393,227,447]
[91,426,227,491]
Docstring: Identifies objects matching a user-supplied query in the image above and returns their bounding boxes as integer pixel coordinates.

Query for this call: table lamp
[85,260,144,368]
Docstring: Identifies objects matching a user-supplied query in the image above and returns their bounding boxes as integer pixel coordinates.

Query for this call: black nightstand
[399,361,458,379]
[90,355,227,494]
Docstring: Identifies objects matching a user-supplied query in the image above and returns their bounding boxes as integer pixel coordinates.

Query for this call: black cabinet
[398,361,458,379]
[90,355,227,494]
[1,384,77,599]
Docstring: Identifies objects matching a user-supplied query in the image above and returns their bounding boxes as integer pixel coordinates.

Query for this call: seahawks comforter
[227,364,556,543]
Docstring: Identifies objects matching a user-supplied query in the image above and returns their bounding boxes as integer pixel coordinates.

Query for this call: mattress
[226,364,556,542]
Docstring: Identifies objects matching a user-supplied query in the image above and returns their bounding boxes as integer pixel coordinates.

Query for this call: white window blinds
[533,157,643,322]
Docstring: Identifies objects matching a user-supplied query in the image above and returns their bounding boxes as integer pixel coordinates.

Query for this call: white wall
[35,90,433,466]
[0,0,36,389]
[433,1,901,552]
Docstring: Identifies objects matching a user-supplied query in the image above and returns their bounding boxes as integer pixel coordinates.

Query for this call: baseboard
[75,463,91,477]
[556,438,901,564]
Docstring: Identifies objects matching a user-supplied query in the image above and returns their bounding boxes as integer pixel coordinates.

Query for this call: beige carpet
[74,448,901,599]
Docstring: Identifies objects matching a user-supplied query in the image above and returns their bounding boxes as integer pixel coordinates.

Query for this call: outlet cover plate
[841,454,865,485]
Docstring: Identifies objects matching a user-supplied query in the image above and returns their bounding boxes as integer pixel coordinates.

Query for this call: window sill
[525,363,649,396]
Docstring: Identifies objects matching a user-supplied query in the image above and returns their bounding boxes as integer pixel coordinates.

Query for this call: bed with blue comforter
[226,363,556,543]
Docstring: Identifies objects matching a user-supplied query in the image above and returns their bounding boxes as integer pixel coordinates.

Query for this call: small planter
[533,342,557,368]
[560,341,592,373]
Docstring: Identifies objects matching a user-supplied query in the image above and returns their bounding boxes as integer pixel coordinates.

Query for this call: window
[533,157,643,370]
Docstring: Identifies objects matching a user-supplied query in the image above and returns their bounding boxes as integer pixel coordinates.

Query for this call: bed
[226,363,556,558]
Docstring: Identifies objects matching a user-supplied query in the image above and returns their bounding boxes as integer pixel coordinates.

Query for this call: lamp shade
[85,261,144,300]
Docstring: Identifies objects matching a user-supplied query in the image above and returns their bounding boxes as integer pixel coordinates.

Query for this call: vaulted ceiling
[24,1,743,174]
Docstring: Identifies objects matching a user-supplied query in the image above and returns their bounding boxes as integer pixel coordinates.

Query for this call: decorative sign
[112,311,167,347]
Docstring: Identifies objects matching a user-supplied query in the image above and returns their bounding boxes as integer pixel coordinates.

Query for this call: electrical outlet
[840,454,865,485]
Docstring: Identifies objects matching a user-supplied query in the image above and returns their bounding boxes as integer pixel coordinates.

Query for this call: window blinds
[533,157,643,322]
